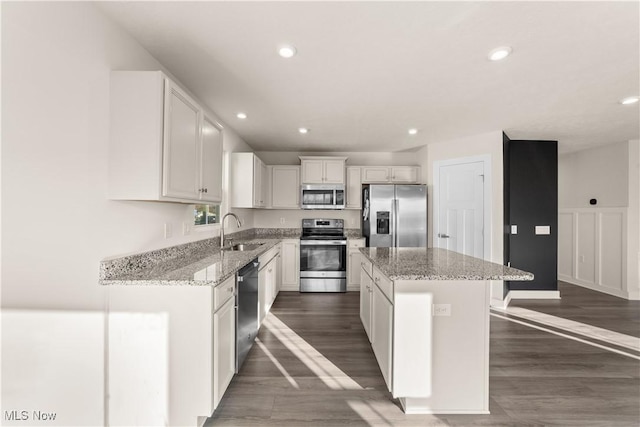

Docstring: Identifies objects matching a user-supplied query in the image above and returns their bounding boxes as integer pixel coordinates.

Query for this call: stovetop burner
[301,218,346,240]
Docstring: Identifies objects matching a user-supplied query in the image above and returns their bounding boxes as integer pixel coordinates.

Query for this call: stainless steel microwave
[300,184,345,209]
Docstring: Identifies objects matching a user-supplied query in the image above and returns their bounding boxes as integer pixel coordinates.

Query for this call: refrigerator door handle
[392,198,398,247]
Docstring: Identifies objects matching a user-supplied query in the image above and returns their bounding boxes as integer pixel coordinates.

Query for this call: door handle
[438,233,450,238]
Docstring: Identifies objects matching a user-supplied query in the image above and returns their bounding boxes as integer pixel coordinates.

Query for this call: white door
[437,161,485,258]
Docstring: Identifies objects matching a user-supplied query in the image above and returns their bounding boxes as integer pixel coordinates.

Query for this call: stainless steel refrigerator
[362,184,427,247]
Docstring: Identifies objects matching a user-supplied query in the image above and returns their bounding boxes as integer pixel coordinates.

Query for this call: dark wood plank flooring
[509,281,640,338]
[206,285,640,426]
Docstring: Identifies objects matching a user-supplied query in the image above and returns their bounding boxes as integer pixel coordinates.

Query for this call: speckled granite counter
[100,228,301,287]
[359,247,533,281]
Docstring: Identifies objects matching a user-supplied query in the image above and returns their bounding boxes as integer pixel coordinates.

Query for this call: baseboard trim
[509,290,561,300]
[490,292,512,309]
[558,275,635,300]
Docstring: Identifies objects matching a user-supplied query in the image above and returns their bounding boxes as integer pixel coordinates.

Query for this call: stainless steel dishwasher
[236,259,259,372]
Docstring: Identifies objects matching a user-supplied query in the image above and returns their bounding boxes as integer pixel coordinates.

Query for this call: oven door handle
[300,240,347,246]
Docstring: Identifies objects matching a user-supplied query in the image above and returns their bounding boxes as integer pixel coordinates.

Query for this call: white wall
[1,3,252,424]
[557,141,638,299]
[559,142,629,208]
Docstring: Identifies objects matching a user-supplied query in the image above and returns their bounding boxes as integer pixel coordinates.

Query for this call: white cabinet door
[266,259,275,312]
[271,166,300,208]
[360,267,373,341]
[372,284,393,392]
[324,160,345,184]
[346,167,362,209]
[349,251,362,289]
[253,156,263,207]
[275,251,282,298]
[162,81,200,199]
[230,153,269,208]
[362,167,391,183]
[213,297,235,410]
[301,159,325,184]
[260,161,268,208]
[391,166,419,183]
[200,116,223,202]
[258,265,268,326]
[281,240,300,291]
[348,239,365,290]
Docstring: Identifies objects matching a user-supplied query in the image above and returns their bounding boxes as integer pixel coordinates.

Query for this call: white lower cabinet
[212,295,235,410]
[259,246,280,325]
[107,275,235,426]
[280,239,300,291]
[360,259,393,392]
[348,239,365,290]
[371,284,393,392]
[360,265,373,341]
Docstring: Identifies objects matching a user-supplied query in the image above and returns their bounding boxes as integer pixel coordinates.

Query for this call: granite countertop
[100,228,301,287]
[359,247,533,281]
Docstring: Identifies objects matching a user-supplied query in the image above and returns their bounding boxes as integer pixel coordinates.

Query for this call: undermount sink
[222,243,263,252]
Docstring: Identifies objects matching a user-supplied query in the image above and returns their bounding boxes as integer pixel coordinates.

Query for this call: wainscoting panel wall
[558,208,628,298]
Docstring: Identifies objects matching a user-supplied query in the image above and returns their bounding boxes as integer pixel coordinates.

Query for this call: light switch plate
[432,304,452,317]
[511,225,518,235]
[535,225,551,235]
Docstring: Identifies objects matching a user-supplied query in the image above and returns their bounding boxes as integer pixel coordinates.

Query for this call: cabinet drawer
[214,275,236,312]
[373,266,393,303]
[360,258,373,277]
[349,238,365,249]
[259,245,279,267]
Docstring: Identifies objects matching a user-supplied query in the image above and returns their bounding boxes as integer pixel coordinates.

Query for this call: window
[194,205,220,226]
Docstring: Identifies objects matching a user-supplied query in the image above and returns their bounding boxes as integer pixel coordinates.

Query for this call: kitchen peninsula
[358,247,533,415]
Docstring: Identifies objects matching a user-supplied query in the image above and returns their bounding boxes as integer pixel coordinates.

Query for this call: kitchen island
[358,247,532,415]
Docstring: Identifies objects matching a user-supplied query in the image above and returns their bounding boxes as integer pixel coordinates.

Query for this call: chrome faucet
[220,212,242,248]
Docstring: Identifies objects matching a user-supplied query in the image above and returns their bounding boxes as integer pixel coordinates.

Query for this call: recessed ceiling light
[408,128,418,135]
[298,127,309,134]
[278,45,297,58]
[488,46,512,61]
[236,112,247,119]
[620,96,639,105]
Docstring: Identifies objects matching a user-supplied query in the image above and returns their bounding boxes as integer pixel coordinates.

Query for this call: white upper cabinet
[361,166,420,184]
[108,71,223,203]
[346,167,362,209]
[162,81,200,200]
[271,166,300,209]
[299,156,347,184]
[230,152,267,208]
[390,166,419,183]
[362,167,391,183]
[200,116,223,202]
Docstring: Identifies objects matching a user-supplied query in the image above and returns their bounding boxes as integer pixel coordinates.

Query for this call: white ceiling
[98,1,639,153]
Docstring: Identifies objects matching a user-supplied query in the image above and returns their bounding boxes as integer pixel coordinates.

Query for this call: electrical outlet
[432,304,451,317]
[164,223,172,239]
[280,217,285,224]
[182,222,191,236]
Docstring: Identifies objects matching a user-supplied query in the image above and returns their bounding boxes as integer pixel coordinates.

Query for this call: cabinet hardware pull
[204,188,208,193]
[228,286,233,292]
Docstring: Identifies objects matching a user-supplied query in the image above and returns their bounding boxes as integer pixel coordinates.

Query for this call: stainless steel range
[299,219,347,292]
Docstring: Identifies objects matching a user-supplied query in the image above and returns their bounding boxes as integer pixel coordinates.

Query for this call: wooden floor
[206,284,640,426]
